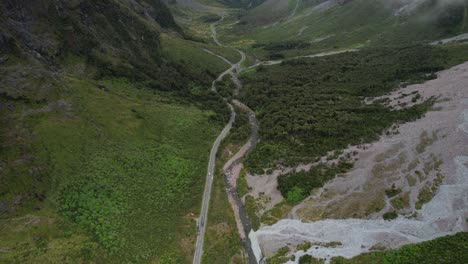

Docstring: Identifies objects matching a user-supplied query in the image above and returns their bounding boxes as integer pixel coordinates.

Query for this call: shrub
[383,211,398,220]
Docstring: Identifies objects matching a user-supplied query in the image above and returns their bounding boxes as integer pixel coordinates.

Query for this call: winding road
[192,1,350,262]
[193,9,259,264]
[191,4,362,263]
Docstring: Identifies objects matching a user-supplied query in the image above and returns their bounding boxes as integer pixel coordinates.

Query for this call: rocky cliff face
[0,0,181,100]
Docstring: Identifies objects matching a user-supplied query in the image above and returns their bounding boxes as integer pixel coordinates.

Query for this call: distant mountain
[219,0,266,8]
[233,0,467,53]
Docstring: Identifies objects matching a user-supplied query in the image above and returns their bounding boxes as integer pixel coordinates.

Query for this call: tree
[286,186,305,204]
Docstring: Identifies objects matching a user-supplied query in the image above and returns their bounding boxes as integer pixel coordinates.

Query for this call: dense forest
[240,45,449,173]
[278,161,354,203]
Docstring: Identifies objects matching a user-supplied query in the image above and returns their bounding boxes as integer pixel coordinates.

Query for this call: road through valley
[192,9,259,264]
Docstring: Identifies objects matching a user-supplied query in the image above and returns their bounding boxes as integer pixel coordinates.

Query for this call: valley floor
[2,1,468,263]
[251,61,468,262]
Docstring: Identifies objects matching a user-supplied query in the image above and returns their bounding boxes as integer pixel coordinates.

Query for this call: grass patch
[383,211,398,221]
[385,184,402,198]
[260,201,292,226]
[237,168,250,197]
[203,100,255,263]
[296,241,312,252]
[278,162,353,204]
[161,33,239,76]
[244,195,261,231]
[416,130,438,153]
[0,77,221,263]
[415,172,444,210]
[203,156,245,264]
[331,232,468,264]
[391,192,410,210]
[299,255,325,264]
[266,246,293,264]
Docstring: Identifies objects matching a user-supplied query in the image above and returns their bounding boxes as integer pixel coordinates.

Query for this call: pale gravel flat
[250,61,468,263]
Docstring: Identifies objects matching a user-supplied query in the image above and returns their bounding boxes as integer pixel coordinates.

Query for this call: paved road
[193,9,256,264]
[192,102,235,264]
[192,3,355,263]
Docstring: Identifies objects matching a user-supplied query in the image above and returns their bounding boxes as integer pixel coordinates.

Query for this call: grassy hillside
[0,0,237,262]
[0,75,222,263]
[221,0,468,59]
[238,0,295,27]
[217,0,266,8]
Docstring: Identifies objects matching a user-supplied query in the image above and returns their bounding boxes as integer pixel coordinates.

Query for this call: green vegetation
[241,45,460,172]
[237,169,250,197]
[203,152,245,264]
[286,186,306,204]
[383,211,398,221]
[385,184,402,198]
[57,176,124,253]
[299,255,325,264]
[225,104,253,147]
[415,173,443,210]
[278,162,353,204]
[296,241,312,252]
[203,100,254,264]
[259,201,292,226]
[331,232,468,264]
[216,75,238,99]
[323,241,343,248]
[266,246,293,264]
[0,0,246,259]
[2,0,468,262]
[0,75,222,262]
[244,195,261,230]
[161,34,239,77]
[253,40,312,53]
[391,192,410,210]
[219,0,266,8]
[416,130,438,153]
[252,40,312,59]
[225,0,468,59]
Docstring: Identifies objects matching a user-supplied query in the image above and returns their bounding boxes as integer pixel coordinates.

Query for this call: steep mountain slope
[0,0,234,262]
[224,0,468,58]
[2,0,468,263]
[0,0,223,97]
[239,0,295,26]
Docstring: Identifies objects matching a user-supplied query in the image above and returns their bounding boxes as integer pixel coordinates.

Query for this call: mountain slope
[223,0,468,58]
[219,0,266,8]
[0,0,234,262]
